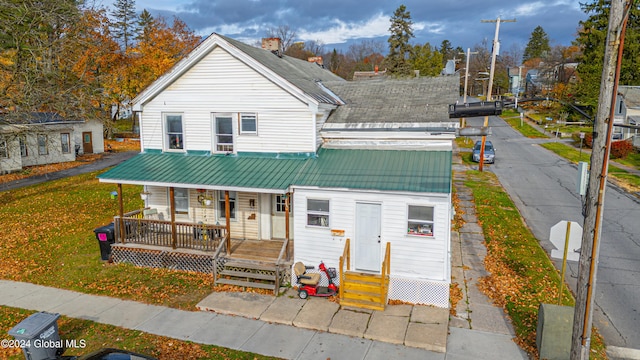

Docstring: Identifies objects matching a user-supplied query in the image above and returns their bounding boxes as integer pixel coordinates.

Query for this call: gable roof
[322,76,459,128]
[98,148,452,194]
[132,33,344,111]
[618,86,640,108]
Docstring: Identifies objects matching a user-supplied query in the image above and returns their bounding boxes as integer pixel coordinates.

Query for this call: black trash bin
[94,222,115,260]
[8,311,63,360]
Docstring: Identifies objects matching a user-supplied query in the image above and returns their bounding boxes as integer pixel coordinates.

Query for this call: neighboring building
[615,86,640,142]
[0,112,104,174]
[98,33,458,308]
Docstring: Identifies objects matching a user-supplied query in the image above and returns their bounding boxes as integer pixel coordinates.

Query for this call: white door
[271,194,292,239]
[355,203,381,272]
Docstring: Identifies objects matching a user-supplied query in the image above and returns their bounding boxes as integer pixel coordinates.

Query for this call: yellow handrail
[339,238,350,300]
[380,242,391,304]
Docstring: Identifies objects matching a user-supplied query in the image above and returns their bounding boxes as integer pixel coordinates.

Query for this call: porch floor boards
[225,239,285,263]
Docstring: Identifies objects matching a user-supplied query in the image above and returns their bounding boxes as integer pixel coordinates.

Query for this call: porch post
[285,192,290,260]
[169,187,177,249]
[117,183,125,243]
[225,190,231,255]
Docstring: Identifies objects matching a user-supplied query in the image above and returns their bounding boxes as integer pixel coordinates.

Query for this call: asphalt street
[465,115,640,356]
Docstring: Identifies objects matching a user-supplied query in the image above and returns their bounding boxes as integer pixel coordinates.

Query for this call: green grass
[0,306,280,360]
[541,142,640,192]
[464,170,607,358]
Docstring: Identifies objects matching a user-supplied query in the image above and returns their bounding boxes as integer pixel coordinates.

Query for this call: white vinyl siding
[293,188,451,281]
[139,48,320,153]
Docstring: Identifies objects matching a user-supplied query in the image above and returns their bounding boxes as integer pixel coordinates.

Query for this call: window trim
[407,204,434,237]
[164,113,185,152]
[239,113,258,135]
[213,113,235,153]
[61,133,71,154]
[306,198,330,228]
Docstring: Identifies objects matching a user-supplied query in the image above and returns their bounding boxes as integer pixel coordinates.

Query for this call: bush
[611,139,634,159]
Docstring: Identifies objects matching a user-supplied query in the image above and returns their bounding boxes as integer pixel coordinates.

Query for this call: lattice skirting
[111,245,214,273]
[388,276,450,308]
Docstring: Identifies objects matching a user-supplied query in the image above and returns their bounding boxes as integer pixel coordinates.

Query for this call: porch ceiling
[98,148,452,194]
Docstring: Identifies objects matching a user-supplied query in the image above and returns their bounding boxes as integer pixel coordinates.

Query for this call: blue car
[472,140,495,164]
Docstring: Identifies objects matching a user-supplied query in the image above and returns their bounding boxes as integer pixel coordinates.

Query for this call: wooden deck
[226,239,285,262]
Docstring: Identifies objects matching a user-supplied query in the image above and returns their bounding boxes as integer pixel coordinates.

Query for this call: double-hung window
[407,205,434,236]
[217,190,236,220]
[307,199,329,227]
[239,113,257,135]
[214,114,234,152]
[0,138,8,158]
[37,134,48,155]
[172,188,189,215]
[19,136,28,157]
[165,114,184,150]
[61,133,71,153]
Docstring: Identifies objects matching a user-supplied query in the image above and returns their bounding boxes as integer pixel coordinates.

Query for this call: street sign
[550,221,582,261]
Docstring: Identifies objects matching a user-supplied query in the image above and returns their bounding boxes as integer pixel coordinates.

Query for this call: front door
[355,203,381,272]
[82,132,93,154]
[271,194,292,239]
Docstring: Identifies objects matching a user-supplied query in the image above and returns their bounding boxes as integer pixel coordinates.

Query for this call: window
[274,194,291,213]
[172,188,189,214]
[407,205,434,236]
[218,190,236,220]
[165,114,184,150]
[307,199,329,227]
[61,133,71,153]
[37,134,48,155]
[0,138,7,158]
[214,114,234,152]
[239,113,257,135]
[19,136,28,157]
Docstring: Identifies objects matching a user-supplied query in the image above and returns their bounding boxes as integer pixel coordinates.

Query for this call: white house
[615,86,640,142]
[0,112,104,174]
[98,33,459,308]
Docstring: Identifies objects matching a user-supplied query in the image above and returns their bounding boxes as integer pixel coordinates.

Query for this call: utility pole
[460,48,478,129]
[478,16,515,171]
[570,1,632,359]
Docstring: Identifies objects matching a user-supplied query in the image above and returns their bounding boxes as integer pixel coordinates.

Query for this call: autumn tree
[265,25,297,53]
[348,39,385,72]
[0,0,87,122]
[523,26,551,62]
[385,4,414,76]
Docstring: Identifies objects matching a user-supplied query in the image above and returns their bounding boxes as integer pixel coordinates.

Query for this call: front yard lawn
[0,171,214,310]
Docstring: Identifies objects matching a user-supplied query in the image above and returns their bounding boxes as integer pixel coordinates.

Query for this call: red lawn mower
[293,261,338,299]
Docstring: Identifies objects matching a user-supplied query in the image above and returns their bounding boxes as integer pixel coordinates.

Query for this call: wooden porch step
[340,298,385,311]
[223,261,277,272]
[216,278,276,290]
[219,269,276,281]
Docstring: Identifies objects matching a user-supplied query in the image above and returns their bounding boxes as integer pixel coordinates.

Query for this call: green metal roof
[98,148,452,194]
[297,148,451,193]
[98,152,308,191]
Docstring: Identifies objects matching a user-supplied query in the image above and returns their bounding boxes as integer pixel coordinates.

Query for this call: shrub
[611,139,634,159]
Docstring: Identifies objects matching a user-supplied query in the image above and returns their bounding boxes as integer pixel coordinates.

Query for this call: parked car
[472,140,495,163]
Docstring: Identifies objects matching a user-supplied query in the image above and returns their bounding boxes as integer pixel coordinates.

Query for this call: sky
[101,0,588,56]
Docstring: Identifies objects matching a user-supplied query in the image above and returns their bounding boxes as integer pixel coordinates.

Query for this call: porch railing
[114,210,227,252]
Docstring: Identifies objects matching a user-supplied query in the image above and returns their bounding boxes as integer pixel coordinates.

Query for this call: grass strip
[463,170,606,358]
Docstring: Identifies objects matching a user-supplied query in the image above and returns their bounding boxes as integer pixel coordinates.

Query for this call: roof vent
[262,37,283,57]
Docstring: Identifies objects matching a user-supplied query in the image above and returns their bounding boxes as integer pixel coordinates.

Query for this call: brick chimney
[262,38,282,54]
[308,56,323,66]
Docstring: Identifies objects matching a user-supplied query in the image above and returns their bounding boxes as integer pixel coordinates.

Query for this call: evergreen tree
[439,39,454,65]
[411,43,444,76]
[523,26,551,61]
[385,4,414,76]
[110,0,139,51]
[574,1,640,111]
